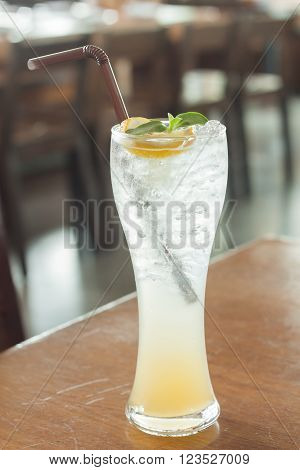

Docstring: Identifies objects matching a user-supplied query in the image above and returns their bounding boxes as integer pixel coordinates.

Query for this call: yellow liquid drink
[130,281,214,418]
[111,119,228,436]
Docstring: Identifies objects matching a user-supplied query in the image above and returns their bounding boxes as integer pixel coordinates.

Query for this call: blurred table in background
[0,2,230,43]
[0,0,296,46]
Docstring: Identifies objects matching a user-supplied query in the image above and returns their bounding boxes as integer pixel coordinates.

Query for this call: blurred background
[1,0,300,349]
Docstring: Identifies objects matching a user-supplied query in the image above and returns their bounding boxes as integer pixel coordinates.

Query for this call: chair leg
[67,128,106,251]
[0,202,26,276]
[13,225,27,276]
[224,98,251,197]
[0,228,25,349]
[67,147,87,248]
[234,97,251,196]
[68,145,100,251]
[279,93,292,182]
[89,128,112,251]
[0,92,27,276]
[0,158,27,276]
[223,111,237,198]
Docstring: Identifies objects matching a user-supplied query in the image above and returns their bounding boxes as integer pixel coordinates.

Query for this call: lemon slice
[120,118,195,158]
[120,117,150,133]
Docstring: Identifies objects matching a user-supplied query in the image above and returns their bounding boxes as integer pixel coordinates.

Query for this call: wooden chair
[174,19,234,113]
[229,16,293,193]
[0,36,95,274]
[90,26,173,122]
[0,206,24,351]
[174,19,241,194]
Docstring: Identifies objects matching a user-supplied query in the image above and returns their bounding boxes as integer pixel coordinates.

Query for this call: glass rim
[111,120,226,144]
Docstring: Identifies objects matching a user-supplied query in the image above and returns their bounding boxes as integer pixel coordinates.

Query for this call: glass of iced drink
[27,47,227,437]
[111,114,228,436]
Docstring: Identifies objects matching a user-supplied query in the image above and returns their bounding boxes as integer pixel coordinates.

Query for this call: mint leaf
[126,120,167,135]
[169,116,183,132]
[167,113,177,132]
[175,112,208,128]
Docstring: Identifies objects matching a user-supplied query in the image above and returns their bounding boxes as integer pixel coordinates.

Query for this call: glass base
[125,400,220,437]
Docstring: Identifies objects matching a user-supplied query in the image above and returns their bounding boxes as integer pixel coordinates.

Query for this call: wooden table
[0,238,299,450]
[0,4,229,44]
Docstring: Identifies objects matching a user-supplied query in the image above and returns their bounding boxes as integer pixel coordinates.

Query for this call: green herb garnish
[126,120,167,135]
[173,112,208,129]
[126,112,208,136]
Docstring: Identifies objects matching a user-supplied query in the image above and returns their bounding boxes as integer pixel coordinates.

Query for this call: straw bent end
[27,58,40,71]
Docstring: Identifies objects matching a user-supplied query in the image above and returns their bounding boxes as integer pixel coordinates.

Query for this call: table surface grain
[0,238,299,450]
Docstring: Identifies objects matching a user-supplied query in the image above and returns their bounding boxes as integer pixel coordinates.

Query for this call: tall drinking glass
[111,120,228,436]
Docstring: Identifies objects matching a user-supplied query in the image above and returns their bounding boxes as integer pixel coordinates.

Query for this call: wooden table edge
[4,235,300,355]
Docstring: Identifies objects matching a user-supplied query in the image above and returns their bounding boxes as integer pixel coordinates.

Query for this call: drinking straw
[27,45,129,122]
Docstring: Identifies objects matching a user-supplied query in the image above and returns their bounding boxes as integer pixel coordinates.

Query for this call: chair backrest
[5,36,90,123]
[0,209,24,350]
[179,18,235,75]
[89,26,173,119]
[228,16,287,78]
[0,35,92,172]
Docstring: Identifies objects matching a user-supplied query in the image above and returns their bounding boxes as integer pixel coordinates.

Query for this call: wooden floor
[13,97,300,338]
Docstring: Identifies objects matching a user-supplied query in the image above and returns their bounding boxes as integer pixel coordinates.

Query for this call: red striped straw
[27,45,129,122]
